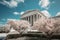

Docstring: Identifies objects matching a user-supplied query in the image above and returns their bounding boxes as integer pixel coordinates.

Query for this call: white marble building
[21,10,47,26]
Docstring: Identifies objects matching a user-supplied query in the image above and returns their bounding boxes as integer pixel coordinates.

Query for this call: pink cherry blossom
[7,20,31,33]
[33,18,56,34]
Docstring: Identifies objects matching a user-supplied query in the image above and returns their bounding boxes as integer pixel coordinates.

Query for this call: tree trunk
[47,37,51,40]
[48,38,51,40]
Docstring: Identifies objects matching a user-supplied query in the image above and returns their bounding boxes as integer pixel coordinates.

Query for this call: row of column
[22,14,41,26]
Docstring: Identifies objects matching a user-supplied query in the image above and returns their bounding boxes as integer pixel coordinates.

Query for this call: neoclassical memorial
[21,9,47,26]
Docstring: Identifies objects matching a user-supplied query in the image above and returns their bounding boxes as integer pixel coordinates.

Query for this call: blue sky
[0,0,60,25]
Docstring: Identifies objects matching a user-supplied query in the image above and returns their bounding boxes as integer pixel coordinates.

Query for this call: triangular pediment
[21,10,46,18]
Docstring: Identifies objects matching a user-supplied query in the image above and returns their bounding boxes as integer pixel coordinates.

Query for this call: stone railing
[5,32,60,40]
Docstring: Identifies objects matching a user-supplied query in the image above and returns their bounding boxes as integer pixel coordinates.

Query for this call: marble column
[30,16,32,25]
[29,16,30,22]
[36,14,38,20]
[33,15,35,24]
[38,15,40,19]
[32,15,33,26]
[28,16,29,22]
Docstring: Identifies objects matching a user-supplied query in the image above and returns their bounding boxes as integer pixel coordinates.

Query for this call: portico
[21,10,46,26]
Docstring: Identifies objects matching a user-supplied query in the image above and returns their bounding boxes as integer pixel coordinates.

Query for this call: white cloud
[16,0,24,3]
[13,11,24,15]
[13,12,19,15]
[20,11,24,15]
[0,0,24,8]
[56,12,60,16]
[41,10,51,17]
[39,0,50,9]
[7,19,18,21]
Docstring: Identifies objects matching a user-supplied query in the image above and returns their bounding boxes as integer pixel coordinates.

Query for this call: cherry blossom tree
[7,20,31,33]
[33,17,60,40]
[4,24,11,33]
